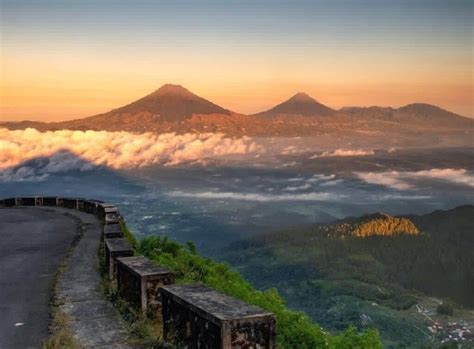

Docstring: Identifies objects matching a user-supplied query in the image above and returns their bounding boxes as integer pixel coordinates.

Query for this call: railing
[0,196,276,349]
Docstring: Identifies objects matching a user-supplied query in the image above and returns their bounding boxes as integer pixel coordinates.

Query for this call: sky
[0,0,473,122]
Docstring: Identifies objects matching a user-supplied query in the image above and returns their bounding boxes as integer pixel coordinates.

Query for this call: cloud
[307,174,336,182]
[354,171,413,190]
[0,128,261,181]
[378,194,432,200]
[320,179,344,187]
[355,168,474,190]
[310,149,374,158]
[167,190,345,202]
[283,183,312,191]
[408,168,474,187]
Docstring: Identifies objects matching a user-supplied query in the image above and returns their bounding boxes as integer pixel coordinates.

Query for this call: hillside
[220,205,474,347]
[120,223,383,348]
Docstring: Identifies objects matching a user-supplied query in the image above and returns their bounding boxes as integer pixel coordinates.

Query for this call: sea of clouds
[2,128,473,194]
[0,128,261,181]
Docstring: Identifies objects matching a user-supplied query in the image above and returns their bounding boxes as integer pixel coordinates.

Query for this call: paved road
[0,207,81,349]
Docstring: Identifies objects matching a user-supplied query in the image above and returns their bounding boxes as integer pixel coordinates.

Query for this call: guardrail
[0,196,277,349]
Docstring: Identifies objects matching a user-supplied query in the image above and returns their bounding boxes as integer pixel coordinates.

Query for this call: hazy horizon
[1,0,472,122]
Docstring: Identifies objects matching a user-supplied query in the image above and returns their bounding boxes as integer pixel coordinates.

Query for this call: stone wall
[0,196,277,349]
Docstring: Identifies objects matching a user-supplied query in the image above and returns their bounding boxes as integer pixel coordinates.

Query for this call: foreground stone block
[161,284,276,349]
[97,203,120,224]
[3,198,16,207]
[104,238,134,279]
[103,224,124,241]
[104,210,121,225]
[16,197,37,206]
[58,197,80,209]
[83,200,102,214]
[116,256,175,317]
[76,198,85,211]
[43,196,58,206]
[98,202,117,217]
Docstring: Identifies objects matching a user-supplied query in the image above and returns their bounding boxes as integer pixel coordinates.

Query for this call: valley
[219,206,474,347]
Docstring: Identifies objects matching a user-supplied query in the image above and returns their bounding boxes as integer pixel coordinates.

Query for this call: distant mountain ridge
[1,84,472,141]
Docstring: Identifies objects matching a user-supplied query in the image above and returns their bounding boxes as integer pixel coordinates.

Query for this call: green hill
[120,221,383,348]
[219,205,474,348]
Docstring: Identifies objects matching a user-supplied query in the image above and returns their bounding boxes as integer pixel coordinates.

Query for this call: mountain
[48,84,237,133]
[99,84,230,122]
[341,103,473,129]
[1,86,472,143]
[0,84,239,133]
[253,92,335,117]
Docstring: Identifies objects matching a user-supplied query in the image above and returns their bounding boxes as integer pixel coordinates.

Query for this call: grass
[42,307,80,349]
[99,222,164,348]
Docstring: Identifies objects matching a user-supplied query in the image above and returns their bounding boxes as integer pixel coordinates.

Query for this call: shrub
[437,302,454,316]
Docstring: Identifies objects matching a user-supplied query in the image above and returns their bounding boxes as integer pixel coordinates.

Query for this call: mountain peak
[150,84,195,98]
[254,92,334,117]
[289,92,316,103]
[101,84,230,122]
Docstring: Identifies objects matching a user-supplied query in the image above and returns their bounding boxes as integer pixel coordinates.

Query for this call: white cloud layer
[355,168,474,190]
[0,128,261,181]
[167,190,345,202]
[310,149,374,158]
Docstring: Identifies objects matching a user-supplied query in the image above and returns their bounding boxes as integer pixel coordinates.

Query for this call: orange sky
[1,1,472,122]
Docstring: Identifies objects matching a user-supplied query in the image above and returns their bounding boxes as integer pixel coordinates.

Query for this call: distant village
[416,304,473,346]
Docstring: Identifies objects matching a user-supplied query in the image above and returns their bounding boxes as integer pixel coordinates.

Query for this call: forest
[219,205,474,347]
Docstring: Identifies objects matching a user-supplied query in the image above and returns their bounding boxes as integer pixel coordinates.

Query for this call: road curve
[0,207,81,349]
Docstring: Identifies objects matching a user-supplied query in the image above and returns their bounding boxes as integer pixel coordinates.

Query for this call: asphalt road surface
[0,207,81,349]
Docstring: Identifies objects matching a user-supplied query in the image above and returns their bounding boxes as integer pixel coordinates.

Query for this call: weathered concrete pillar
[104,238,134,279]
[103,224,124,241]
[161,284,276,349]
[77,198,85,211]
[116,256,175,317]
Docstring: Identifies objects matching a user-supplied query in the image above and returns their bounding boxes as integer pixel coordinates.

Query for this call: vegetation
[98,228,163,348]
[138,236,383,349]
[101,276,163,348]
[351,213,419,237]
[42,308,80,349]
[219,205,474,347]
[437,303,454,316]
